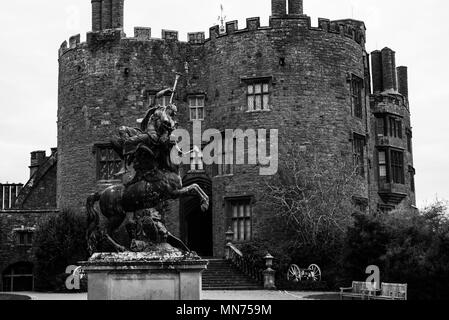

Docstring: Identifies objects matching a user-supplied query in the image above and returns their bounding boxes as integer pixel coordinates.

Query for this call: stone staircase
[202,259,263,290]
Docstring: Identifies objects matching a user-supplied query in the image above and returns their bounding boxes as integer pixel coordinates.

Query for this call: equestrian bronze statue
[86,74,209,254]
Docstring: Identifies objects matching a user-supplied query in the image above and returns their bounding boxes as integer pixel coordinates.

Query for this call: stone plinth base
[81,249,208,301]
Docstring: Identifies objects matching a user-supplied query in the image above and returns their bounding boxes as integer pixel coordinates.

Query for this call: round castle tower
[58,0,414,257]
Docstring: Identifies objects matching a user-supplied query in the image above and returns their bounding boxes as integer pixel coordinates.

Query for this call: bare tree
[264,146,361,252]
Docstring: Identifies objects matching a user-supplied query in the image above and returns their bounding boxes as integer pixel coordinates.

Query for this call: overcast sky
[0,0,447,209]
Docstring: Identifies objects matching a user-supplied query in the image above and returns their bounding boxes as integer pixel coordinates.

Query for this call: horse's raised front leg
[171,184,209,212]
[105,234,127,253]
[106,222,127,253]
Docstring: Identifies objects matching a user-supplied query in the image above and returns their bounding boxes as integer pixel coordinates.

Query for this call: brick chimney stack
[288,0,303,15]
[92,0,124,32]
[371,50,383,93]
[91,0,102,31]
[101,0,112,30]
[397,66,409,98]
[29,151,46,178]
[272,0,287,16]
[381,47,397,92]
[112,0,124,29]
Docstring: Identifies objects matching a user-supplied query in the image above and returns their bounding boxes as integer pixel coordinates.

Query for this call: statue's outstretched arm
[156,88,173,98]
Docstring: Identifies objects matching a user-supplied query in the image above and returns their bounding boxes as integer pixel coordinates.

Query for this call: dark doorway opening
[180,174,213,257]
[2,262,34,292]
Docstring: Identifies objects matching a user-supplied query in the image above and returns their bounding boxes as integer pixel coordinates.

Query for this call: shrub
[34,209,89,292]
[342,201,449,300]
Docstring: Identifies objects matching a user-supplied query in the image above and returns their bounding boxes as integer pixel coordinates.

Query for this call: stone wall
[0,210,58,291]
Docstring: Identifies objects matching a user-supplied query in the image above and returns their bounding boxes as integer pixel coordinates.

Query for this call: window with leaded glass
[376,117,386,137]
[389,117,403,138]
[96,145,122,181]
[376,115,403,139]
[227,198,252,242]
[189,96,205,121]
[148,92,171,107]
[391,150,405,184]
[378,150,388,184]
[351,76,364,119]
[212,133,235,177]
[247,82,270,111]
[16,231,34,247]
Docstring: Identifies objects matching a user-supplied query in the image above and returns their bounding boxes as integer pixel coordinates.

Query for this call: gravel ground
[8,290,336,301]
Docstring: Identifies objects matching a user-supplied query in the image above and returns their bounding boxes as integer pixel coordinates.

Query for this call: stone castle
[1,0,416,291]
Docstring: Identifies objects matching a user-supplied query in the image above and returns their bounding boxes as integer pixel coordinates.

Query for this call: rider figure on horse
[112,88,179,185]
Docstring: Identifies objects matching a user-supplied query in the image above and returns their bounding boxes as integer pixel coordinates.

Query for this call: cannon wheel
[308,264,322,282]
[287,264,302,282]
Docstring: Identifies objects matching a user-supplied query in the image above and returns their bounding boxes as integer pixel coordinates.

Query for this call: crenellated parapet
[59,12,367,59]
[207,16,365,46]
[61,0,367,58]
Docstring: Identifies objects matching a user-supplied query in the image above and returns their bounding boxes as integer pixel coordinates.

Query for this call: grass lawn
[303,293,340,300]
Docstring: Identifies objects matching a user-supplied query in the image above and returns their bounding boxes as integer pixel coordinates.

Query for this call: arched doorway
[2,262,34,292]
[180,174,213,257]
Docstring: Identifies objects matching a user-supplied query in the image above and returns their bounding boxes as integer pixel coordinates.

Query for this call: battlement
[58,0,365,57]
[59,14,367,59]
[206,16,366,46]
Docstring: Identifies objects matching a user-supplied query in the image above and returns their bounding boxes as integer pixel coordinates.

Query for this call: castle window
[378,150,388,184]
[391,150,405,184]
[389,117,403,139]
[160,96,171,107]
[148,91,172,107]
[189,96,205,121]
[96,145,123,181]
[189,146,204,172]
[351,75,364,119]
[14,228,35,247]
[247,82,270,111]
[2,262,34,292]
[376,117,386,137]
[353,134,366,177]
[212,133,235,177]
[376,115,402,139]
[378,149,405,185]
[219,142,234,176]
[226,198,252,242]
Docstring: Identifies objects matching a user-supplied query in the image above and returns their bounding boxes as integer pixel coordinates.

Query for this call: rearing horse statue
[86,81,209,254]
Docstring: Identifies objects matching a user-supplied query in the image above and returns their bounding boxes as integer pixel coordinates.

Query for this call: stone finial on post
[263,253,276,290]
[225,227,234,259]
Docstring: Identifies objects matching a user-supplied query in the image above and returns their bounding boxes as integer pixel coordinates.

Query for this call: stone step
[202,259,263,290]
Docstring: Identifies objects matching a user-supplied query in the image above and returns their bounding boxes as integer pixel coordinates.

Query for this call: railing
[224,228,276,289]
[227,243,264,284]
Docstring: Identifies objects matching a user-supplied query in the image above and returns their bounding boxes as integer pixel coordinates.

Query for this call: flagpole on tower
[218,4,226,34]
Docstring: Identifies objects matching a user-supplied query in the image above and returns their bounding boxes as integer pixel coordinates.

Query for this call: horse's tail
[86,192,102,254]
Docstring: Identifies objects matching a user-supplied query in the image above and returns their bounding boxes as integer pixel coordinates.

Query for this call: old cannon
[287,264,322,282]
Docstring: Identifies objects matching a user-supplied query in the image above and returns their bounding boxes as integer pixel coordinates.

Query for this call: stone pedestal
[263,269,277,290]
[81,248,208,301]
